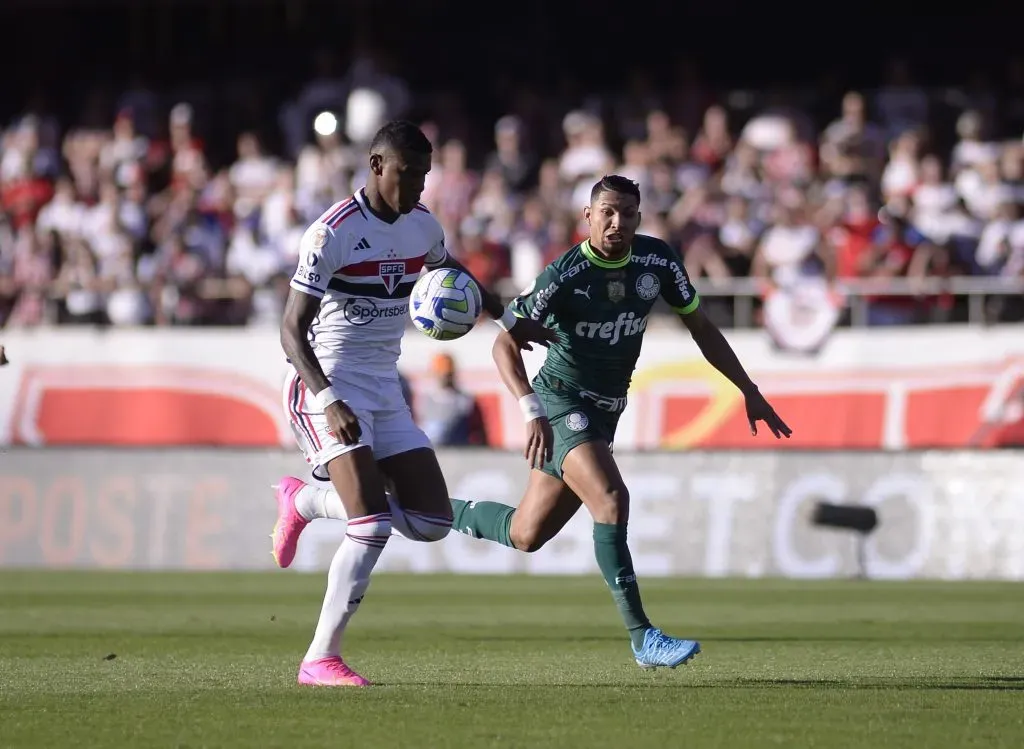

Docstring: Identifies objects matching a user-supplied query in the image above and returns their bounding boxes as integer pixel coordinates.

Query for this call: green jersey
[510,235,700,404]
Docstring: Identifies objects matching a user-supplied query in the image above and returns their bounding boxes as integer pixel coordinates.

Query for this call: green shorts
[534,379,621,479]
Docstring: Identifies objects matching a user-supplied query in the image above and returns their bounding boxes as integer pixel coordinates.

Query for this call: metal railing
[28,275,1023,329]
[675,276,1024,328]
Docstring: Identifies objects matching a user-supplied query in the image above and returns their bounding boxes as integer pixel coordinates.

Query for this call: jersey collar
[582,239,632,269]
[355,188,401,226]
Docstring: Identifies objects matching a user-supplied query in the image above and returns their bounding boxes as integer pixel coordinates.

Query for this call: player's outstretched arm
[492,330,553,468]
[439,254,557,351]
[280,289,362,445]
[680,306,793,439]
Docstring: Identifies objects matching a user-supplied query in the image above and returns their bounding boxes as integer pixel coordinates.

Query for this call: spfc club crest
[379,260,406,295]
[607,280,626,303]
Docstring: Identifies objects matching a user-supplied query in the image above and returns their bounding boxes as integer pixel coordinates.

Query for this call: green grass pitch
[2,572,1023,748]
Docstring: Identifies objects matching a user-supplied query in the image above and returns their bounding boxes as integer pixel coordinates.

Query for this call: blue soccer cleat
[632,628,701,670]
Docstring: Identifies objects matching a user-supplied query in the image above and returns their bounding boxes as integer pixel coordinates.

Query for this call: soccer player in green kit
[451,175,792,670]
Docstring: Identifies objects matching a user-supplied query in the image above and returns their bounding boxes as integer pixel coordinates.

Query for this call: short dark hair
[369,120,432,156]
[591,175,641,204]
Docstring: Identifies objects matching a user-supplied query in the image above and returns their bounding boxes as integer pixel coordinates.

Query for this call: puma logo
[575,286,591,300]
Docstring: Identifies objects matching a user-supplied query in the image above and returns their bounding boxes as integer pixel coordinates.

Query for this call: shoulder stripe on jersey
[338,256,426,278]
[319,199,353,226]
[414,205,430,214]
[327,204,360,229]
[328,277,417,299]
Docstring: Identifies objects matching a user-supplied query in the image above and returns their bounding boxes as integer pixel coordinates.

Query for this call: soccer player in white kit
[275,120,555,687]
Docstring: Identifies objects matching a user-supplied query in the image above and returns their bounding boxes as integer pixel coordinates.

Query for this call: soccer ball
[410,268,483,341]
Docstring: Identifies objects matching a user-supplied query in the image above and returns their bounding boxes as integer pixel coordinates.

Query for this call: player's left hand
[508,317,558,351]
[745,388,792,439]
[524,416,554,470]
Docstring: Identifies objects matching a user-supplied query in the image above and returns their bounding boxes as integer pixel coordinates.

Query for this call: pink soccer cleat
[271,476,309,569]
[297,657,371,687]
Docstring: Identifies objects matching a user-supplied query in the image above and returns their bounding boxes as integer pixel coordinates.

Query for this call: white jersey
[289,189,449,377]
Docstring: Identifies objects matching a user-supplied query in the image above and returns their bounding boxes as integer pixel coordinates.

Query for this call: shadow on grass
[444,633,1024,644]
[730,676,1024,691]
[371,676,1024,691]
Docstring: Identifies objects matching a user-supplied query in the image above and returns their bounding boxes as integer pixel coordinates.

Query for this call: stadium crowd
[2,55,1024,330]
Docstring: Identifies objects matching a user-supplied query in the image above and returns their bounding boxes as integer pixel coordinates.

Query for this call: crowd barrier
[1,448,1021,580]
[0,325,1021,450]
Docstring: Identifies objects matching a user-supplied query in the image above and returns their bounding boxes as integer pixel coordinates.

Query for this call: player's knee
[403,509,452,542]
[389,492,452,542]
[589,485,629,525]
[509,522,550,553]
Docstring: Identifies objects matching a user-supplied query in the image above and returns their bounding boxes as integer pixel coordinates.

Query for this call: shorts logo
[636,273,660,301]
[379,261,406,295]
[565,412,589,432]
[607,280,625,303]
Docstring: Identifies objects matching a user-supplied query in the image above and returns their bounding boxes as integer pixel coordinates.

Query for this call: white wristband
[314,386,341,411]
[494,307,518,333]
[519,393,546,422]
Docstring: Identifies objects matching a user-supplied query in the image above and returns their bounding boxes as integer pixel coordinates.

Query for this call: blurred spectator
[229,132,278,220]
[691,105,734,172]
[820,91,887,183]
[486,116,538,195]
[454,216,509,290]
[421,139,478,242]
[417,354,489,447]
[875,60,929,140]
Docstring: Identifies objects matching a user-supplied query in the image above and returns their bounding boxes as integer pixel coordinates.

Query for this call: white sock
[304,512,392,662]
[295,484,451,542]
[295,483,347,521]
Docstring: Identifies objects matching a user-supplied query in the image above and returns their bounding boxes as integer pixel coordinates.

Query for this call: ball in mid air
[410,268,483,341]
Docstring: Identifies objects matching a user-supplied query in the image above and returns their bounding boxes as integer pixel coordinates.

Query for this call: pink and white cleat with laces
[271,476,309,569]
[297,657,371,687]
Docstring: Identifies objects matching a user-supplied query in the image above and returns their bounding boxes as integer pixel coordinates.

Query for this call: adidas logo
[353,237,371,251]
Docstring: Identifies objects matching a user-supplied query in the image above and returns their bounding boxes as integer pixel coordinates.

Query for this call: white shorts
[282,364,432,481]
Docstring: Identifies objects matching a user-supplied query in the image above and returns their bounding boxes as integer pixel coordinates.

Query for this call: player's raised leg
[560,441,700,670]
[298,446,392,687]
[377,446,454,542]
[274,477,449,548]
[276,378,454,548]
[451,469,581,550]
[274,377,447,560]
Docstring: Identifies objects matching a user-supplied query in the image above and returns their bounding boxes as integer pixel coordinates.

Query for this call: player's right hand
[524,417,553,470]
[325,401,362,446]
[509,316,559,351]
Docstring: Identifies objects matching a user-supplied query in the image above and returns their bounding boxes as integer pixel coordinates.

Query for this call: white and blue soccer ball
[410,268,483,341]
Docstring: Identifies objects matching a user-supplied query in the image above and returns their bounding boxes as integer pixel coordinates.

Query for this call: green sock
[450,499,516,548]
[593,522,652,649]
